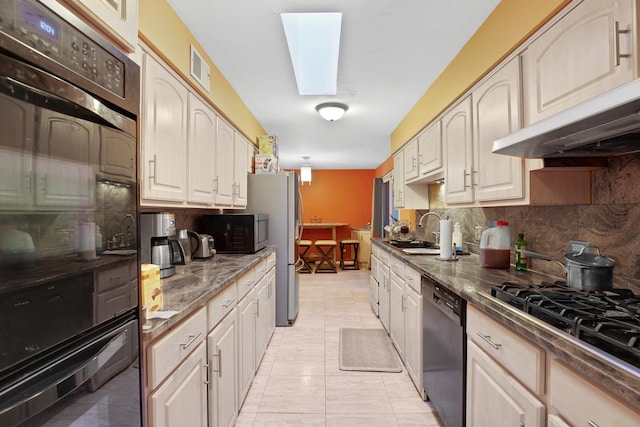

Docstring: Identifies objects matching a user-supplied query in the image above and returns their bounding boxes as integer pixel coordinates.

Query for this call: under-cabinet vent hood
[493,79,640,158]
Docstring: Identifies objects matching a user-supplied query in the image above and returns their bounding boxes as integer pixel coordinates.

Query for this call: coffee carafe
[141,212,177,278]
[151,237,175,277]
[176,229,192,264]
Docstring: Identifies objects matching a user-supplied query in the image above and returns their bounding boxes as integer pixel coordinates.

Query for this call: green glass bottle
[516,233,527,271]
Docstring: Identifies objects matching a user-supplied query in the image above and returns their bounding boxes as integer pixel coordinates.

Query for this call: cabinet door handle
[181,331,202,349]
[476,332,501,350]
[213,177,219,193]
[463,169,471,189]
[401,295,406,311]
[222,298,235,308]
[203,362,210,385]
[211,349,222,378]
[255,300,259,317]
[148,155,156,180]
[588,422,600,427]
[615,21,631,66]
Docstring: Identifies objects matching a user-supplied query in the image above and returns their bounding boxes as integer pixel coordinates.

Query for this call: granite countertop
[373,238,640,410]
[142,247,275,341]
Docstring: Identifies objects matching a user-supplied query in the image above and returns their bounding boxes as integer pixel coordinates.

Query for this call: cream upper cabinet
[233,133,249,208]
[62,0,139,53]
[522,0,635,125]
[141,49,188,203]
[472,57,524,202]
[403,138,419,181]
[187,93,217,205]
[416,119,443,179]
[214,117,235,207]
[392,151,405,208]
[549,359,640,427]
[443,96,474,204]
[466,339,545,427]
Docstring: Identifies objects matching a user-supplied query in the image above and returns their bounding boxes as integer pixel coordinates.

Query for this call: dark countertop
[373,238,640,410]
[142,247,275,341]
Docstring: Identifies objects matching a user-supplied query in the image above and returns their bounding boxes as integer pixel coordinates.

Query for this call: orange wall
[296,169,375,244]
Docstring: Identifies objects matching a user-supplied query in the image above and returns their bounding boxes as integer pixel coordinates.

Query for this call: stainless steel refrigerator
[246,172,300,326]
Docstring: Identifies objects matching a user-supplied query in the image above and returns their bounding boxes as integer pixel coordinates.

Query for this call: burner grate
[490,282,640,368]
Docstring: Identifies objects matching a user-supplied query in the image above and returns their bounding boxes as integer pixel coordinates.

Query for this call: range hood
[493,79,640,158]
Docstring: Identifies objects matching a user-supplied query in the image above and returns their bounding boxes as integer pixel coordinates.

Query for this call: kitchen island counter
[142,246,275,341]
[373,238,640,411]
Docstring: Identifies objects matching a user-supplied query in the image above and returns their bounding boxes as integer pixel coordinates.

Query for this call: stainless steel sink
[388,240,437,249]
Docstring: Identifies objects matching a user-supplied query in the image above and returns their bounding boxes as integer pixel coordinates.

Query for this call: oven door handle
[0,323,130,425]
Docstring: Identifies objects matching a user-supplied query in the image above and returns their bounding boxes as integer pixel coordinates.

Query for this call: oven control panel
[0,0,125,97]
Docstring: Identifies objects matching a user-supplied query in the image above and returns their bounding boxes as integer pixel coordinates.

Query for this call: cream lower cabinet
[522,0,635,125]
[378,251,391,333]
[351,229,372,269]
[388,256,423,393]
[369,251,380,316]
[254,275,270,365]
[237,286,256,407]
[549,359,640,427]
[466,339,545,427]
[147,307,208,427]
[149,342,208,427]
[207,308,238,427]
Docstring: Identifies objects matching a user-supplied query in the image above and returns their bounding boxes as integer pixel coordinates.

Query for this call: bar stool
[298,240,314,273]
[314,240,337,273]
[339,239,360,270]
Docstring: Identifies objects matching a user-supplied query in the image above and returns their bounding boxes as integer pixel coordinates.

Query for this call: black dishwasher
[421,275,466,427]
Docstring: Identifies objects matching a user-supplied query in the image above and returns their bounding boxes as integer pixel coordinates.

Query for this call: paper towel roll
[79,222,97,260]
[439,219,453,260]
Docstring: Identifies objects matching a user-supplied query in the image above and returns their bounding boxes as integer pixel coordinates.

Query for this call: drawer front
[148,307,207,389]
[370,254,379,282]
[254,258,268,276]
[389,255,405,277]
[467,305,545,394]
[404,265,421,294]
[550,359,640,427]
[237,267,256,302]
[267,253,276,270]
[96,262,130,292]
[207,282,237,331]
[378,249,389,266]
[371,244,380,258]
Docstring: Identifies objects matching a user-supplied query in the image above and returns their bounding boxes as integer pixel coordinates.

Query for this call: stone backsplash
[414,153,640,292]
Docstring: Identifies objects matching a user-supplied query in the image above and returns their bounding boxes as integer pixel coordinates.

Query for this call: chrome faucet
[120,213,136,248]
[418,211,441,227]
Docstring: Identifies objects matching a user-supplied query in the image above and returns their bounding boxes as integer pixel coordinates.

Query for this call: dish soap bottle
[516,233,527,271]
[452,222,463,252]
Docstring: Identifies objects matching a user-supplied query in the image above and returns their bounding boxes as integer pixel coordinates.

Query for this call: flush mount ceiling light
[300,156,312,185]
[316,102,348,121]
[281,12,342,95]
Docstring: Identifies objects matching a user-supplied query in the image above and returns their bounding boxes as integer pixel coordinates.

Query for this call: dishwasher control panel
[422,275,466,322]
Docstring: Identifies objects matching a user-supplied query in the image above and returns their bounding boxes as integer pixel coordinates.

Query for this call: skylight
[281,12,342,95]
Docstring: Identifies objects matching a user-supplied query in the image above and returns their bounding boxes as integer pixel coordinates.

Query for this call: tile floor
[235,269,444,427]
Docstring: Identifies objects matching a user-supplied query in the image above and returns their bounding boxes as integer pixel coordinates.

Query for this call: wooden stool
[298,240,314,273]
[314,240,337,273]
[339,239,360,270]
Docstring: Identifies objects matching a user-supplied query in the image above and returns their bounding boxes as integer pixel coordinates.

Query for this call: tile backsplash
[414,153,640,292]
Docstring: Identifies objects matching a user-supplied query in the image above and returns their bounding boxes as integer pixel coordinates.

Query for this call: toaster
[188,232,215,259]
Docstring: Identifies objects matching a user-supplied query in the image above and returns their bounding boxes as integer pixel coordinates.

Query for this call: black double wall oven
[0,0,141,425]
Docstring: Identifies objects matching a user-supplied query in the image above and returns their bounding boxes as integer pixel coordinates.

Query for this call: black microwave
[199,213,269,254]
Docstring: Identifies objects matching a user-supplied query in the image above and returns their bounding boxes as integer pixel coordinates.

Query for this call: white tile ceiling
[166,0,500,170]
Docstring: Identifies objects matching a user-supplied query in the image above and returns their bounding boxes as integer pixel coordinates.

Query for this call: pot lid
[564,250,615,268]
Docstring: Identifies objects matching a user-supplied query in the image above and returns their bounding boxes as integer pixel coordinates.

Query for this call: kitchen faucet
[120,213,136,247]
[417,211,441,227]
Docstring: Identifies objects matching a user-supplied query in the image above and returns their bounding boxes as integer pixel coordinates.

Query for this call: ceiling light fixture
[300,156,312,185]
[316,102,348,121]
[281,12,342,95]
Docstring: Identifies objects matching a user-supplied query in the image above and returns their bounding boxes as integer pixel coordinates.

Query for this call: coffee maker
[141,212,177,278]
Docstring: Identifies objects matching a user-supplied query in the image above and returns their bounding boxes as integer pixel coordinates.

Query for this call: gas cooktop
[491,282,640,368]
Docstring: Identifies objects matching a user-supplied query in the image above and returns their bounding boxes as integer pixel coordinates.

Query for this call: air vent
[190,45,211,92]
